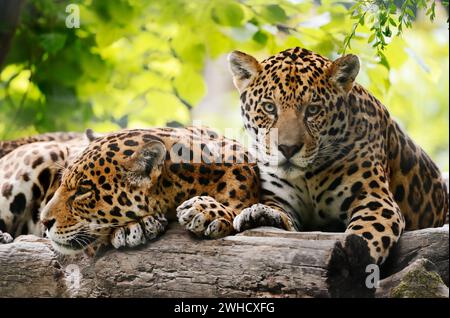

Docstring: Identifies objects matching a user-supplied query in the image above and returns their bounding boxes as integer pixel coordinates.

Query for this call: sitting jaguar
[0,131,93,243]
[228,47,448,297]
[39,127,260,254]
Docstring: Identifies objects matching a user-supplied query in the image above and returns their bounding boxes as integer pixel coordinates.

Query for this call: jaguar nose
[278,144,303,160]
[42,218,56,231]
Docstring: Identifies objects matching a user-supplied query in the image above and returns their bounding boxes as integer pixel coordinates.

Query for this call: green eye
[263,102,277,114]
[306,104,320,116]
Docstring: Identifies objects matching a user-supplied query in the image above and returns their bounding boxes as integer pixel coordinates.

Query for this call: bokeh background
[0,0,448,169]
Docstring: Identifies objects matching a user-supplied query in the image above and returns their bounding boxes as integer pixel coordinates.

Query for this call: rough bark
[0,224,447,298]
[376,258,448,298]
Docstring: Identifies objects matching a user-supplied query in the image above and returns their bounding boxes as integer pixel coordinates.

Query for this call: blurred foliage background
[0,0,448,169]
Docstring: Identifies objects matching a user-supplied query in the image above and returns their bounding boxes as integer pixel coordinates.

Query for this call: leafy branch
[342,0,448,68]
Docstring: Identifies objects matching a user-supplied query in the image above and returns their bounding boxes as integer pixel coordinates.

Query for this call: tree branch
[0,224,447,297]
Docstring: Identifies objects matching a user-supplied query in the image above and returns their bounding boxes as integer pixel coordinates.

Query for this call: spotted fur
[0,133,92,242]
[228,47,448,296]
[0,132,83,159]
[40,127,260,255]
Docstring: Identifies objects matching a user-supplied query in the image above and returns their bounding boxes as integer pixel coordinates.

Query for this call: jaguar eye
[74,187,92,200]
[75,186,90,195]
[306,104,320,116]
[263,102,277,114]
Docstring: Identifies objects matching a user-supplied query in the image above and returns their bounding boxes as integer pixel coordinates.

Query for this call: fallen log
[376,258,448,298]
[0,224,448,298]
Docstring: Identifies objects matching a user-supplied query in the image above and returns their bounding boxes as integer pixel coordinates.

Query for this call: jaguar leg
[327,191,405,297]
[233,202,295,232]
[110,213,167,249]
[177,195,239,238]
[0,230,13,244]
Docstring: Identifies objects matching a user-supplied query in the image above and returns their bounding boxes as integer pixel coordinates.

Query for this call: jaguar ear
[228,50,261,92]
[329,54,360,93]
[85,128,97,143]
[123,141,166,187]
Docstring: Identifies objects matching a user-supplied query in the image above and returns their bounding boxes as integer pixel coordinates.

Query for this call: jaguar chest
[259,166,355,232]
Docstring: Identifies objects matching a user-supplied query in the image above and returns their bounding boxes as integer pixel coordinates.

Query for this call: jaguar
[228,47,448,297]
[0,131,83,159]
[39,127,260,254]
[0,131,91,243]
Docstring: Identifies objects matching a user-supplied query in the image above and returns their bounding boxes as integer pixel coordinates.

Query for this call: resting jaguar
[0,131,93,243]
[39,127,259,254]
[228,47,448,297]
[0,131,83,159]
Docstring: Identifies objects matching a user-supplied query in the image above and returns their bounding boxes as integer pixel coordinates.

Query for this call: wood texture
[0,224,447,298]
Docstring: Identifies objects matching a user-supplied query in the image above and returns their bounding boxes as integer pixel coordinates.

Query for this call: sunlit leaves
[260,4,288,24]
[0,0,448,169]
[173,65,206,107]
[133,90,191,127]
[211,2,245,27]
[343,0,447,64]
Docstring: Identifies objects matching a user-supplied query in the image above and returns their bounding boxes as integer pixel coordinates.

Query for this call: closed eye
[74,187,93,201]
[75,192,93,201]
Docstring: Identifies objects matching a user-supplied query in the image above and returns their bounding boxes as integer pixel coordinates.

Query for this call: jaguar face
[228,47,360,178]
[40,132,166,254]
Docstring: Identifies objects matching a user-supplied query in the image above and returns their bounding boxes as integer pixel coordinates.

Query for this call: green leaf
[211,2,245,27]
[359,14,365,26]
[378,51,390,70]
[260,4,288,24]
[252,30,268,45]
[38,33,67,55]
[389,17,397,26]
[389,3,397,14]
[405,8,415,18]
[380,12,388,25]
